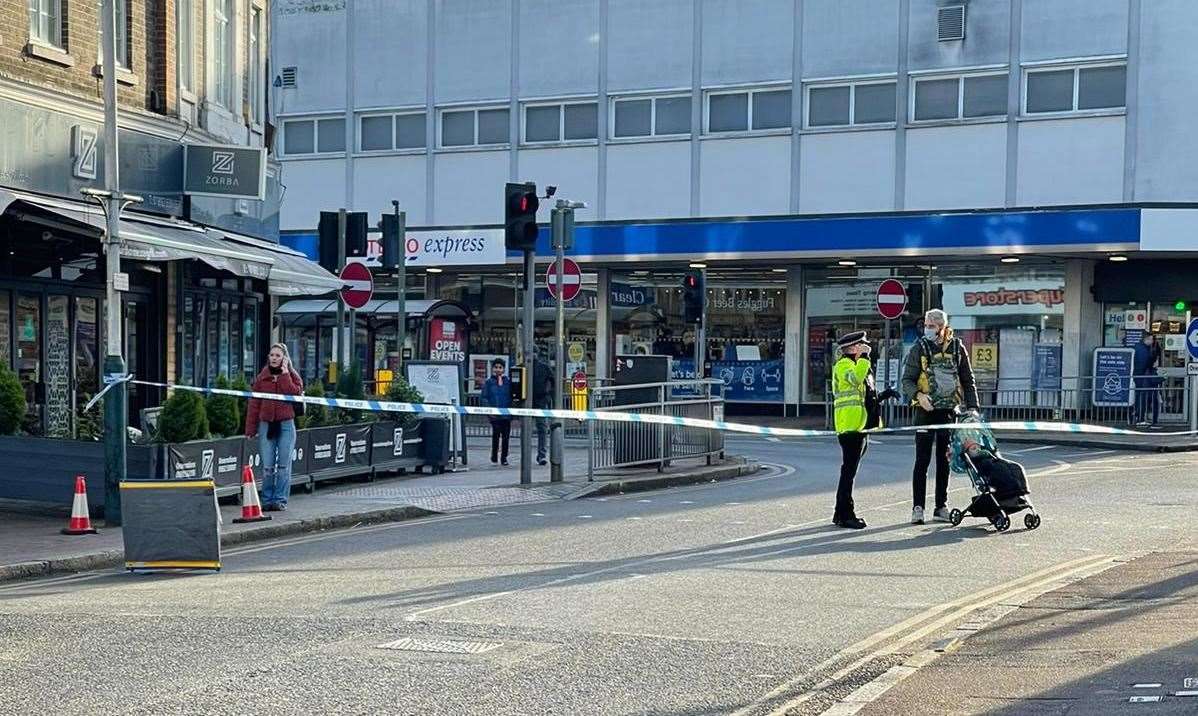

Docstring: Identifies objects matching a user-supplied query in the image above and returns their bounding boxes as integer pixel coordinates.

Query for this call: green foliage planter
[0,364,27,436]
[205,375,241,438]
[384,376,425,433]
[159,389,209,443]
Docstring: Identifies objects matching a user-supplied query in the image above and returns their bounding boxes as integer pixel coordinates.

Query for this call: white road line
[1008,445,1056,454]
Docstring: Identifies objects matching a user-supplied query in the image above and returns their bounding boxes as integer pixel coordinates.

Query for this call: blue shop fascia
[0,95,338,439]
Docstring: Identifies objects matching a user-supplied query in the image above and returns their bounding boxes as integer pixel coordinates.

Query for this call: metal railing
[586,379,726,479]
[825,376,1192,429]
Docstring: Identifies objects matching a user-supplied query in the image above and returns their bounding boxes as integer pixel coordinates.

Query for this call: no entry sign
[546,258,582,301]
[340,261,374,309]
[876,279,907,320]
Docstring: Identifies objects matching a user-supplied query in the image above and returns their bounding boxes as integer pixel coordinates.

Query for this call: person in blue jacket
[1132,332,1161,426]
[481,358,514,465]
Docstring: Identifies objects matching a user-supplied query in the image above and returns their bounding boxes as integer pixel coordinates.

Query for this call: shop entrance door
[123,295,163,426]
[1151,305,1189,423]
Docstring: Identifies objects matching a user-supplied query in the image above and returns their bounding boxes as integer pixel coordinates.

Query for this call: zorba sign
[184,144,266,200]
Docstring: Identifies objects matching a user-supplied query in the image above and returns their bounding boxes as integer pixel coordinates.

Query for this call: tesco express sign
[366,228,506,267]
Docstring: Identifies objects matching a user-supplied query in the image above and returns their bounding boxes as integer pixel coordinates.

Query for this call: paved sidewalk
[0,451,757,583]
[854,550,1198,715]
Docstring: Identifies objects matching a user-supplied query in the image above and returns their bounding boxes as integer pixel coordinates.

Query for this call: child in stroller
[947,414,1041,532]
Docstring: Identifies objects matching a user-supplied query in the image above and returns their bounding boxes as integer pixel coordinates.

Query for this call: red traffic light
[510,191,539,216]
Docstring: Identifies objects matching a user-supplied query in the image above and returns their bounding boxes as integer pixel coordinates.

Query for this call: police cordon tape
[82,375,1197,440]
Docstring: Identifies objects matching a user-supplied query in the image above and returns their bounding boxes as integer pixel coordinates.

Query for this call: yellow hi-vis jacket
[833,356,872,434]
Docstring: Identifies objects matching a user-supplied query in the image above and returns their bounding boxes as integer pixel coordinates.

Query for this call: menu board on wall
[405,361,462,405]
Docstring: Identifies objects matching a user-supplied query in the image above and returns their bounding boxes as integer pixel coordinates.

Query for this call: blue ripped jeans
[259,419,297,507]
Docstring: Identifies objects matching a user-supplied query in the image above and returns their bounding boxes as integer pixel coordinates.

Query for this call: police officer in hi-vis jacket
[831,331,898,529]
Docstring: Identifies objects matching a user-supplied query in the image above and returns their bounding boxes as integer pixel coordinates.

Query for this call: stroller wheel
[993,514,1011,532]
[949,508,964,526]
[1024,513,1042,531]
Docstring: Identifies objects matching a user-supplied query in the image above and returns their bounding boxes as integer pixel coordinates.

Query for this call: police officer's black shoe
[833,516,867,529]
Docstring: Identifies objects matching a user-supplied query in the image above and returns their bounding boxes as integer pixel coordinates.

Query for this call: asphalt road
[1,437,1196,716]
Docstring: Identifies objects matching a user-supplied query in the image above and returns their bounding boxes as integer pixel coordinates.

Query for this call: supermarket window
[1024,62,1126,115]
[706,88,792,134]
[439,107,511,148]
[911,72,1008,122]
[523,101,598,144]
[805,81,896,128]
[611,95,692,138]
[282,117,346,156]
[358,112,426,152]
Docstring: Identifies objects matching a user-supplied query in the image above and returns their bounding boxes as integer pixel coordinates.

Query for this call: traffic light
[682,270,705,324]
[379,213,402,269]
[318,211,368,272]
[504,182,539,251]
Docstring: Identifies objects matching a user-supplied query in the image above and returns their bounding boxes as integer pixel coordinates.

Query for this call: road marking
[679,500,695,505]
[577,515,593,519]
[1062,449,1116,458]
[530,513,546,517]
[1008,445,1056,454]
[741,553,1115,716]
[637,499,652,503]
[1133,683,1162,688]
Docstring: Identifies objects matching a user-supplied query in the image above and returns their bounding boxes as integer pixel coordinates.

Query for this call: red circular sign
[572,371,588,391]
[339,261,374,309]
[546,258,582,301]
[876,279,907,320]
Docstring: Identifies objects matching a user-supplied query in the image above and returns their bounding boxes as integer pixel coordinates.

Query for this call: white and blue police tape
[103,378,1198,439]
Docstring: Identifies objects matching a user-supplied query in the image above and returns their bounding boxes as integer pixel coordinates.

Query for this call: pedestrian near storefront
[245,343,304,512]
[1132,332,1161,427]
[481,359,514,465]
[831,331,898,529]
[533,353,554,466]
[901,309,979,525]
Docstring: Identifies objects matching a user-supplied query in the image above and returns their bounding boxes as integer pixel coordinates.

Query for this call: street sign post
[546,258,582,301]
[1187,318,1198,432]
[876,279,907,423]
[340,262,374,310]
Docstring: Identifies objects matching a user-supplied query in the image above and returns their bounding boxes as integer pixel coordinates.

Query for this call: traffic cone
[233,466,271,524]
[61,475,98,535]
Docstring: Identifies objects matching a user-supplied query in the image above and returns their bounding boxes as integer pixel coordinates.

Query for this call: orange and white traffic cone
[233,466,271,523]
[61,475,98,535]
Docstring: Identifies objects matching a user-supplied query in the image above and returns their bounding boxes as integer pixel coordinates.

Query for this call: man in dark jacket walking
[481,359,514,465]
[901,309,979,524]
[532,353,554,466]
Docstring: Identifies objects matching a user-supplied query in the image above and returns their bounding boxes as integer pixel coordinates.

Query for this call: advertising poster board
[1093,347,1135,407]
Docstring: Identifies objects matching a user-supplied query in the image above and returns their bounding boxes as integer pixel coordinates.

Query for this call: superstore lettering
[964,288,1064,309]
[424,235,486,258]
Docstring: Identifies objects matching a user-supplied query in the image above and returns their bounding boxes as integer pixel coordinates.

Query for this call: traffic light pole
[695,268,706,389]
[393,202,407,373]
[336,209,347,379]
[550,206,566,483]
[520,247,535,485]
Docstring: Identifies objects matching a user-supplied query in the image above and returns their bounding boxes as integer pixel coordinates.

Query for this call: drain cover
[377,637,502,655]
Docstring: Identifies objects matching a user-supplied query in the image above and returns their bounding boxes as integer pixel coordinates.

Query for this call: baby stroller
[947,412,1041,532]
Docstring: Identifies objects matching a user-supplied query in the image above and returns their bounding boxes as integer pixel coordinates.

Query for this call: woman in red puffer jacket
[244,343,304,511]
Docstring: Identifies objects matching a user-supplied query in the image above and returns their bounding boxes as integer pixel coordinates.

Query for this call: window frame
[436,106,511,150]
[909,70,1009,124]
[249,5,263,125]
[521,99,599,146]
[177,0,194,93]
[28,0,63,48]
[803,78,898,130]
[280,115,349,158]
[356,110,428,154]
[609,93,693,141]
[703,85,793,135]
[212,0,235,109]
[1021,60,1128,118]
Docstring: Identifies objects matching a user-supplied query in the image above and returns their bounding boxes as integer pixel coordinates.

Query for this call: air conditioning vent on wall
[938,5,966,41]
[280,66,298,88]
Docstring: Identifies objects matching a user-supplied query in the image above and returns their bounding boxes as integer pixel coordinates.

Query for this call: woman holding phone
[245,343,304,511]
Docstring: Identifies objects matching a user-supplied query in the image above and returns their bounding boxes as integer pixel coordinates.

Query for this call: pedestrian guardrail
[586,379,726,479]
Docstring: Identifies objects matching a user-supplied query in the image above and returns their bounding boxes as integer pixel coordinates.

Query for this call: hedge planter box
[0,436,158,514]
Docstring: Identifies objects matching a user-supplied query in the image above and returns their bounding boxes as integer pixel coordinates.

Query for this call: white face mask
[924,327,941,341]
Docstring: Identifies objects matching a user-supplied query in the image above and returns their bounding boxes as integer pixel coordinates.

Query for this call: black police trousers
[836,432,868,520]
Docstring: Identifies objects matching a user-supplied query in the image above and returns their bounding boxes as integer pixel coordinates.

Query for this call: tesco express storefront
[282,205,1197,419]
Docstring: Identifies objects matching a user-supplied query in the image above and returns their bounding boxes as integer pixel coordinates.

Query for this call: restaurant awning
[0,188,340,295]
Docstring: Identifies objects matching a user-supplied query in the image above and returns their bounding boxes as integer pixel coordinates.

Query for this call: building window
[911,72,1007,122]
[358,112,426,152]
[438,107,510,148]
[706,88,792,133]
[523,101,598,144]
[249,7,263,122]
[282,117,346,156]
[178,0,194,91]
[28,0,61,47]
[115,0,128,67]
[805,81,897,128]
[611,95,692,138]
[213,0,234,108]
[1024,62,1127,115]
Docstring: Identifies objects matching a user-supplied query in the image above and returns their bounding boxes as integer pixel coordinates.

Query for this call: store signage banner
[184,144,266,200]
[610,282,654,308]
[428,319,466,363]
[1092,348,1135,407]
[942,280,1065,317]
[712,360,784,402]
[366,228,506,268]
